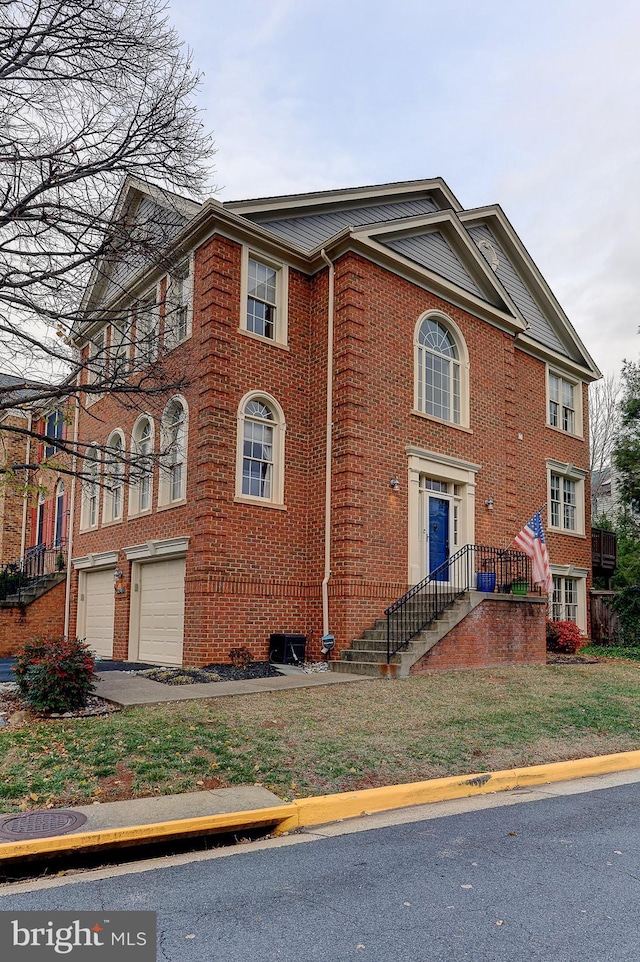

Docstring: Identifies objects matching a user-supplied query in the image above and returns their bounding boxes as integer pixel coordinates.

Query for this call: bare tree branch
[0,0,213,481]
[589,374,622,516]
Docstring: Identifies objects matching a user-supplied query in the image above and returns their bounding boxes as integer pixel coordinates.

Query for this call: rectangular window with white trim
[165,258,192,348]
[547,369,582,436]
[549,568,588,632]
[135,290,159,363]
[547,460,586,536]
[240,249,288,346]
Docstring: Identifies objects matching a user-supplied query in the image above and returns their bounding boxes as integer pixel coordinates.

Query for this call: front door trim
[406,446,479,585]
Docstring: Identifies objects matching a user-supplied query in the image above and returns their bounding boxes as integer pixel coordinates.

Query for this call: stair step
[338,592,474,678]
[340,649,404,665]
[1,572,65,606]
[351,638,419,654]
[329,660,399,678]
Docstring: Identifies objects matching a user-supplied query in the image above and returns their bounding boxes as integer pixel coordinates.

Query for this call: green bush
[14,637,96,713]
[0,563,20,600]
[611,585,640,647]
[546,620,582,654]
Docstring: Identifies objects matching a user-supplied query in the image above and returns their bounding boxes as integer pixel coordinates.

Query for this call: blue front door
[428,497,450,580]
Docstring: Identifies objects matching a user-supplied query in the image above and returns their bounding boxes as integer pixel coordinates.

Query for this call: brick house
[0,376,72,567]
[0,376,72,655]
[30,176,601,669]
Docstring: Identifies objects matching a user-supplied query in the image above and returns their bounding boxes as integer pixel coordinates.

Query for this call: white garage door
[84,568,115,658]
[138,558,185,665]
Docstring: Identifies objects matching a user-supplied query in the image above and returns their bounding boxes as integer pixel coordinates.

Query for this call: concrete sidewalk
[94,665,371,706]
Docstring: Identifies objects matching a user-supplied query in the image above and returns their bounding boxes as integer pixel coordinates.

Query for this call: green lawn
[2,660,640,814]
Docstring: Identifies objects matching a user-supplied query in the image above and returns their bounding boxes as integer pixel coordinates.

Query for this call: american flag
[513,511,553,592]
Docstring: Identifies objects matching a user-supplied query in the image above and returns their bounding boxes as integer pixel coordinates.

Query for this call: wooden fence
[590,591,619,645]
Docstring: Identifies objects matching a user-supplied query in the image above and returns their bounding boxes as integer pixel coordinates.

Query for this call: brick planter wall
[0,581,66,657]
[409,595,547,673]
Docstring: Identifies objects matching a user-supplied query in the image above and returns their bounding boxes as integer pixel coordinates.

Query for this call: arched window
[236,392,286,506]
[129,417,154,515]
[104,430,125,523]
[159,397,188,505]
[415,313,469,427]
[81,445,100,530]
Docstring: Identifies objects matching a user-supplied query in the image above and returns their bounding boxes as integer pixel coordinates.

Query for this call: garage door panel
[138,558,185,665]
[84,569,115,658]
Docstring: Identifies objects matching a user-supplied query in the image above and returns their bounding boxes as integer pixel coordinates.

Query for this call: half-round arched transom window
[416,315,463,425]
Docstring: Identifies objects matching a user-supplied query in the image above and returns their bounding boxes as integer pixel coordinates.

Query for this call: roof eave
[311,232,527,335]
[515,333,602,381]
[225,177,463,218]
[74,200,313,339]
[460,206,601,378]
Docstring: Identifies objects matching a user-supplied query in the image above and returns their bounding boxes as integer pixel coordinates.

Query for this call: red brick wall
[67,240,593,665]
[409,597,547,673]
[0,581,66,656]
[70,237,322,665]
[0,416,29,565]
[320,254,591,648]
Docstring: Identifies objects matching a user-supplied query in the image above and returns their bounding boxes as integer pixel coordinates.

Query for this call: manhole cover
[0,810,87,840]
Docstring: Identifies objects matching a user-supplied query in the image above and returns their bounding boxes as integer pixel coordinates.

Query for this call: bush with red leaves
[546,620,583,654]
[13,637,96,713]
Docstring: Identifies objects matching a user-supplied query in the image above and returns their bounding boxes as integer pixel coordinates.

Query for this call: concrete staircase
[2,571,66,606]
[329,592,476,678]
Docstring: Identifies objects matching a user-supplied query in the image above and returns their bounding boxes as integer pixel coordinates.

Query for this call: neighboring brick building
[0,409,29,566]
[63,176,600,667]
[0,376,71,652]
[0,376,71,565]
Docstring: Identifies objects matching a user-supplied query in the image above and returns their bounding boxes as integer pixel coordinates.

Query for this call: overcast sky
[166,0,640,378]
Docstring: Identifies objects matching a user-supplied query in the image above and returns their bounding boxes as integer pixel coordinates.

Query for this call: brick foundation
[410,596,547,673]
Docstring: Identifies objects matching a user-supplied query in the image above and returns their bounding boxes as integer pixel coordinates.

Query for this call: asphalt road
[2,777,640,961]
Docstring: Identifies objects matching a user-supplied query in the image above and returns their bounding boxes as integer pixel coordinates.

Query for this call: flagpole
[502,503,548,552]
[509,503,553,593]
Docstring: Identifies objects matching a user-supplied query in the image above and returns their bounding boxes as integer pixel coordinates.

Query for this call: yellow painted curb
[0,805,295,863]
[274,748,640,834]
[2,749,640,863]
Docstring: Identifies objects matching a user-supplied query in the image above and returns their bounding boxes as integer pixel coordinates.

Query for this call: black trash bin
[269,633,306,665]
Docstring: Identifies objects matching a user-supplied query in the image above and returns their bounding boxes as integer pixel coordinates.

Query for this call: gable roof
[78,177,201,328]
[237,196,442,252]
[226,180,599,377]
[460,206,599,372]
[79,176,600,379]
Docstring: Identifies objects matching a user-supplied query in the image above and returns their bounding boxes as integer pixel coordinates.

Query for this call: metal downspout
[320,249,334,639]
[64,395,79,639]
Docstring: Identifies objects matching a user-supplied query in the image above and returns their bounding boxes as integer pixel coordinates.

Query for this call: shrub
[0,563,20,600]
[228,646,253,670]
[611,585,640,647]
[13,637,96,713]
[546,620,582,654]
